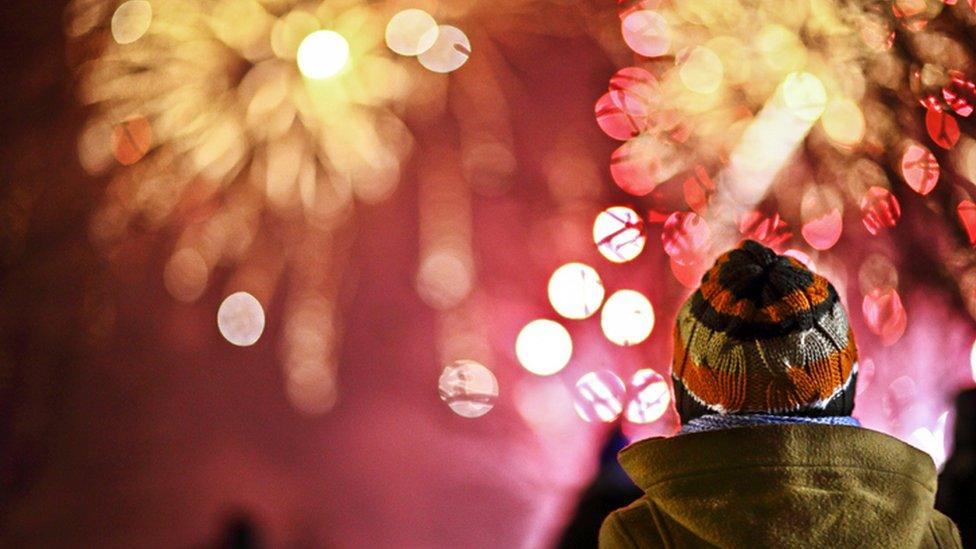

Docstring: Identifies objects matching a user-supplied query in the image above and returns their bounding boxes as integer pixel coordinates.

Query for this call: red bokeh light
[595,92,646,141]
[738,211,792,250]
[662,211,710,266]
[957,200,976,246]
[862,287,908,346]
[900,144,940,195]
[925,108,960,150]
[860,186,901,235]
[608,66,660,117]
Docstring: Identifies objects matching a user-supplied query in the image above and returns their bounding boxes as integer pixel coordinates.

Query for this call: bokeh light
[943,71,975,117]
[800,186,843,251]
[738,211,792,251]
[960,200,976,246]
[625,369,671,424]
[780,72,827,122]
[601,290,654,347]
[862,287,907,346]
[683,166,715,215]
[111,0,152,44]
[111,117,152,166]
[573,371,626,423]
[593,206,646,263]
[669,255,708,289]
[756,24,806,73]
[821,99,865,147]
[901,143,940,195]
[297,30,350,79]
[515,319,572,376]
[163,248,208,303]
[856,358,876,397]
[609,67,659,117]
[860,187,901,235]
[438,359,499,418]
[385,9,438,56]
[595,92,646,141]
[418,25,470,73]
[884,374,918,419]
[547,263,605,320]
[286,365,338,415]
[217,291,266,347]
[925,108,960,150]
[416,248,474,310]
[858,253,899,296]
[662,211,709,265]
[970,338,976,383]
[621,10,670,58]
[610,134,680,196]
[678,46,723,95]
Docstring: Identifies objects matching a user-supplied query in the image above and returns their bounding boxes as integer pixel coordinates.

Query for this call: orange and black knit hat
[672,240,858,422]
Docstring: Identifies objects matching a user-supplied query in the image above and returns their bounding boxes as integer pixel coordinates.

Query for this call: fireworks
[592,0,976,349]
[67,0,419,414]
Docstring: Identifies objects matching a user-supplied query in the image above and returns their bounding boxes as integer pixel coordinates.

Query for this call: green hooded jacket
[599,424,962,548]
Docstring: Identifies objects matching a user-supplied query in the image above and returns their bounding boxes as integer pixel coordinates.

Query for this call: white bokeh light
[970,338,976,383]
[438,360,499,418]
[547,262,605,320]
[601,289,655,346]
[111,1,152,44]
[593,206,646,263]
[217,291,266,346]
[626,369,671,424]
[573,371,626,423]
[297,30,350,79]
[515,319,573,376]
[781,71,827,122]
[418,25,471,73]
[385,9,439,56]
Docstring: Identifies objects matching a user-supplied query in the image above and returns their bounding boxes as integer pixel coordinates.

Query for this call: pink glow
[901,144,940,195]
[800,209,842,251]
[662,211,710,266]
[862,287,908,346]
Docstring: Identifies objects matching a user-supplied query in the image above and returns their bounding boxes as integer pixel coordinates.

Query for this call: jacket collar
[618,423,936,493]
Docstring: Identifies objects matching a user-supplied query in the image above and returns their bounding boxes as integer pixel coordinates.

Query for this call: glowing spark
[385,9,439,56]
[217,291,266,347]
[297,30,350,79]
[516,319,573,376]
[418,25,471,73]
[547,262,605,320]
[573,371,626,423]
[438,360,499,418]
[601,290,654,346]
[111,0,152,44]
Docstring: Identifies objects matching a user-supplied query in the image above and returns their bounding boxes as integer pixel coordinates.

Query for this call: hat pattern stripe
[677,302,852,369]
[695,274,833,323]
[688,284,840,340]
[673,332,856,413]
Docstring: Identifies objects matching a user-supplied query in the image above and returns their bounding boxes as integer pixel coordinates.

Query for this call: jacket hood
[618,424,939,548]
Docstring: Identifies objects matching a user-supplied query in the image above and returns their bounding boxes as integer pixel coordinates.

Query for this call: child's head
[672,240,858,423]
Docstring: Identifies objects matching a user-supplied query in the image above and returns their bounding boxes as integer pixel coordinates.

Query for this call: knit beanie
[672,240,858,423]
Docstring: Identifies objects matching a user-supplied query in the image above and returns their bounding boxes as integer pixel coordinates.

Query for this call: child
[599,240,961,548]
